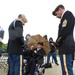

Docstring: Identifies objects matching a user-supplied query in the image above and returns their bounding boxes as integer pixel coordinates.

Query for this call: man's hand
[30,45,34,50]
[34,50,37,53]
[54,42,59,47]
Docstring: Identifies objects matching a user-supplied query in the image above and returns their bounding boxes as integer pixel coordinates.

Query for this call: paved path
[45,61,75,75]
[44,56,75,75]
[0,57,75,75]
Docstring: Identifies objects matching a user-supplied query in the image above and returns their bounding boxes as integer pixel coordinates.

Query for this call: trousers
[8,54,23,75]
[59,54,73,75]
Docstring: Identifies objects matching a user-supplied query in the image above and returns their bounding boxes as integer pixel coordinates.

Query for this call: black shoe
[28,74,31,75]
[24,72,28,75]
[43,63,52,68]
[56,63,59,65]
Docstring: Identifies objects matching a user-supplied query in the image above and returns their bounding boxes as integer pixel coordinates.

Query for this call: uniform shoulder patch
[62,19,67,27]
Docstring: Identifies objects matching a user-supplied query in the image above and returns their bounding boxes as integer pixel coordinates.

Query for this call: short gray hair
[18,14,27,23]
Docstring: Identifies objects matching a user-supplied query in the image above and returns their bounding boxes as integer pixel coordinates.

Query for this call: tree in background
[0,42,7,52]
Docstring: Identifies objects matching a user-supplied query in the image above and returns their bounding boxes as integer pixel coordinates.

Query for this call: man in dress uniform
[52,5,75,75]
[7,14,27,75]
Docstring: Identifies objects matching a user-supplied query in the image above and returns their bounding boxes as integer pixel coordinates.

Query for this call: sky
[0,0,75,43]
